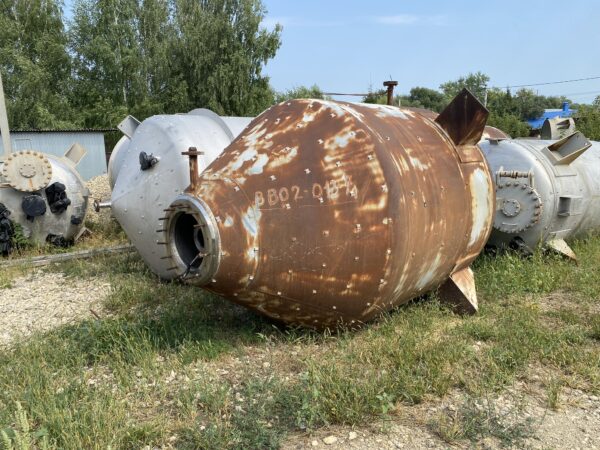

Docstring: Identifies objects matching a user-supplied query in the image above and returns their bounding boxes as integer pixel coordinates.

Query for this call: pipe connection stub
[164,195,221,283]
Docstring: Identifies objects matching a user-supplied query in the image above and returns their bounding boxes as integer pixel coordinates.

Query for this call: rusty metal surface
[404,107,510,142]
[383,81,398,106]
[481,125,510,140]
[163,93,494,327]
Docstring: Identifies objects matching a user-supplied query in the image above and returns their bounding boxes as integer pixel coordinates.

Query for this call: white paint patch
[245,246,256,263]
[324,130,355,150]
[242,206,261,237]
[302,112,317,123]
[247,153,269,175]
[223,215,234,227]
[242,122,268,146]
[359,195,387,212]
[404,147,431,171]
[269,146,298,169]
[337,104,366,122]
[468,167,492,246]
[408,155,430,171]
[359,103,409,119]
[415,252,443,290]
[229,147,258,172]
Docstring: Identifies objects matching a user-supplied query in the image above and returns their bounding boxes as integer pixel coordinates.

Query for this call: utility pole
[0,71,12,157]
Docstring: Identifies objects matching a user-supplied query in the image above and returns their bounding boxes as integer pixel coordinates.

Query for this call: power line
[322,92,369,97]
[492,76,600,89]
[556,90,600,98]
[321,76,600,100]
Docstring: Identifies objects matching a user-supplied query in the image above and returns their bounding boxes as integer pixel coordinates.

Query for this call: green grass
[0,235,599,448]
[3,214,126,261]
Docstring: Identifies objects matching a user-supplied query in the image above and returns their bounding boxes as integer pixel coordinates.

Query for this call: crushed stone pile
[85,174,112,225]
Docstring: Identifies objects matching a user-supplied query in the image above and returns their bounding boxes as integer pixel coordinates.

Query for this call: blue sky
[63,0,600,104]
[260,0,600,103]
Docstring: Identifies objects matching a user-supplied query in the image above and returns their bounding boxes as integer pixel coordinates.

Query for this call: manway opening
[172,212,205,270]
[166,196,220,283]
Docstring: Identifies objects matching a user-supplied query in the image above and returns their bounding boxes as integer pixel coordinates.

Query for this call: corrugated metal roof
[2,128,118,133]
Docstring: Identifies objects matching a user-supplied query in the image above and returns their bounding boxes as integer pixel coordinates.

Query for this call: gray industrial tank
[108,109,252,278]
[0,71,89,253]
[479,132,600,259]
[0,146,90,250]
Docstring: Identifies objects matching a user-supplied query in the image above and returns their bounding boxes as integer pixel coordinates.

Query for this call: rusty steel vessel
[160,89,495,327]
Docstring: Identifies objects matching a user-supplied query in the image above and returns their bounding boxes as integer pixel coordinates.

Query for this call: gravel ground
[86,174,112,225]
[283,385,600,450]
[0,270,111,347]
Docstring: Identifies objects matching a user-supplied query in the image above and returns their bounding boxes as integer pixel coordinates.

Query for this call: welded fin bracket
[118,115,141,139]
[438,266,478,314]
[546,238,578,263]
[542,131,591,165]
[435,88,489,147]
[64,142,87,166]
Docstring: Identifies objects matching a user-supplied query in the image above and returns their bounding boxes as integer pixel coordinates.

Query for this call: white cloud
[262,14,448,30]
[374,14,419,25]
[374,14,449,26]
[262,16,347,29]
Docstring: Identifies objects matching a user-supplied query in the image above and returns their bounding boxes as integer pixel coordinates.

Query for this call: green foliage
[9,223,29,251]
[170,0,281,117]
[486,87,568,122]
[0,0,76,128]
[1,402,50,450]
[359,72,585,138]
[69,0,281,125]
[1,0,280,130]
[401,86,447,112]
[440,71,490,103]
[362,87,387,105]
[575,103,600,140]
[275,84,327,103]
[487,112,530,138]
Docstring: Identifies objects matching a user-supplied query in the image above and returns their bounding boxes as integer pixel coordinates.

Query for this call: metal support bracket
[438,266,478,314]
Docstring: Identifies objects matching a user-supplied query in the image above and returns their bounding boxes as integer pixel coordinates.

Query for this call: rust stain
[162,94,494,328]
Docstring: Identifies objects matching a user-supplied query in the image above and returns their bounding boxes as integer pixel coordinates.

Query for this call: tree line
[362,72,600,139]
[1,1,599,140]
[0,0,281,129]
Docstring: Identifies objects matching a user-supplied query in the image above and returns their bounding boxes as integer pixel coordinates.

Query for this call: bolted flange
[494,182,543,234]
[2,150,52,192]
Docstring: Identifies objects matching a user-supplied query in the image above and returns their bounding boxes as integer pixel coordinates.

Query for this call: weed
[546,378,563,410]
[1,402,50,450]
[431,394,535,447]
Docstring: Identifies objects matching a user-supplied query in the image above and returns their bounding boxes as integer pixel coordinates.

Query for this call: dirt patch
[282,380,600,450]
[283,386,600,449]
[0,270,111,346]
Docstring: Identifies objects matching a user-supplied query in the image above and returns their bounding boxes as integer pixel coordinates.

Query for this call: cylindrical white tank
[109,108,253,278]
[479,132,600,257]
